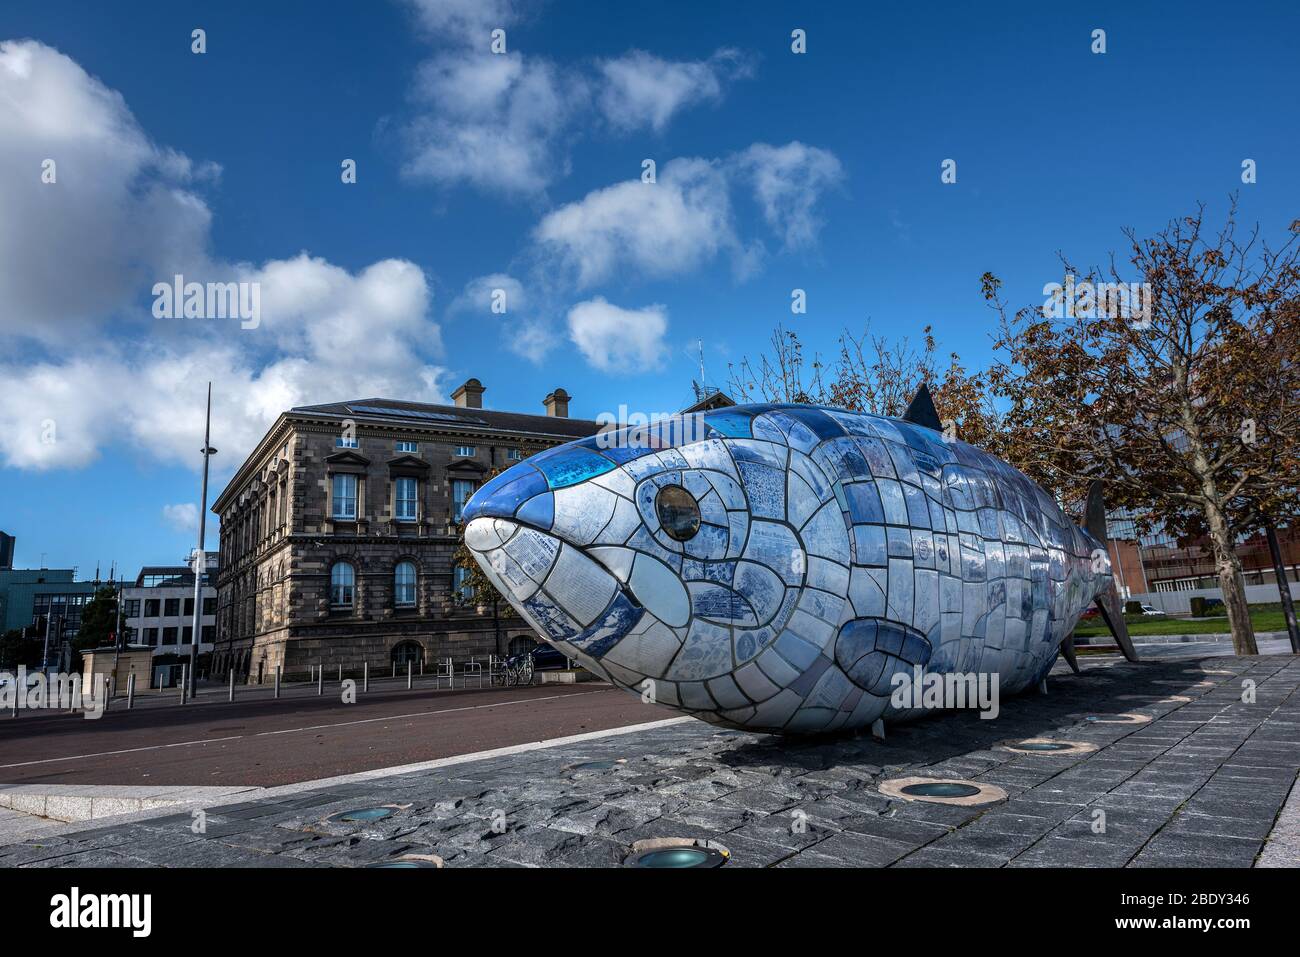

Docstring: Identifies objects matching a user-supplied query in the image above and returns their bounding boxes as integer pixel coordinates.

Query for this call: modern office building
[0,568,100,636]
[211,379,602,683]
[120,554,220,687]
[0,531,15,570]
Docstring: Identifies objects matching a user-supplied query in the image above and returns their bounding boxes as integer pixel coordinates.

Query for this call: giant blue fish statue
[463,387,1137,734]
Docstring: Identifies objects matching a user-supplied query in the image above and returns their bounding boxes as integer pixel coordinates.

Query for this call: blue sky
[0,0,1296,577]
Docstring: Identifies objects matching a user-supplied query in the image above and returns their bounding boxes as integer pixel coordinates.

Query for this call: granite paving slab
[2,653,1296,868]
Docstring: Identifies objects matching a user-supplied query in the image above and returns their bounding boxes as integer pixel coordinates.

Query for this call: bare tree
[727,324,1002,446]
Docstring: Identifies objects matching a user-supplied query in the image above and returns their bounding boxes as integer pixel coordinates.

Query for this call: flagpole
[187,383,217,700]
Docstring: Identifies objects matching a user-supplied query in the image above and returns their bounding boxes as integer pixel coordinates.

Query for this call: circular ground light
[367,854,444,869]
[878,776,1007,806]
[1153,679,1214,689]
[624,837,730,868]
[566,759,626,772]
[903,782,981,798]
[998,739,1097,756]
[327,806,398,824]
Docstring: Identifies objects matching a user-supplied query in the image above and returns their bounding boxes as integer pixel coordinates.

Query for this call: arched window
[330,562,355,608]
[394,561,417,607]
[391,641,422,666]
[509,635,538,657]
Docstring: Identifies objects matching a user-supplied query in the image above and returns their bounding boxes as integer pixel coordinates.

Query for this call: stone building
[211,380,599,683]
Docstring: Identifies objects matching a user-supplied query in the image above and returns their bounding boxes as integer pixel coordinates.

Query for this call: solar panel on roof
[347,405,485,425]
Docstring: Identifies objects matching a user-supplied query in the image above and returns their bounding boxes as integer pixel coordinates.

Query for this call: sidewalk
[2,650,1296,868]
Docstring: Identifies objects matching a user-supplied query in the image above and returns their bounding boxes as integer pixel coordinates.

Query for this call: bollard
[127,673,136,710]
[363,661,369,693]
[419,658,424,676]
[180,665,188,704]
[338,663,342,682]
[407,660,412,690]
[317,664,323,696]
[102,674,110,713]
[274,665,281,699]
[391,661,396,679]
[228,669,235,702]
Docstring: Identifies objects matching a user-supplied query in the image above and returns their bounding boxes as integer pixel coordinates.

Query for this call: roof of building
[289,397,603,440]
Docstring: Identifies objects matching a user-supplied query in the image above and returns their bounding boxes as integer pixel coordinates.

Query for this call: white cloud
[398,4,752,197]
[162,503,199,533]
[597,48,753,133]
[0,40,217,336]
[0,42,449,473]
[451,272,527,317]
[402,50,583,195]
[534,157,740,287]
[451,273,556,364]
[737,142,844,248]
[403,0,520,42]
[532,142,841,287]
[567,297,668,373]
[0,256,450,471]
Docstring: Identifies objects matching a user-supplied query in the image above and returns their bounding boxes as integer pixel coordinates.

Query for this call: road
[0,680,673,787]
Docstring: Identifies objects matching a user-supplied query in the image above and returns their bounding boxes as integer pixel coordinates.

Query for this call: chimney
[451,378,485,409]
[543,388,570,418]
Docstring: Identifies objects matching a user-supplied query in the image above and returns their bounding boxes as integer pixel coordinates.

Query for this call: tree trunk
[1204,502,1258,655]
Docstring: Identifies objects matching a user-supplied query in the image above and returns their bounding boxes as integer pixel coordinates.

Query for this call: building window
[452,480,476,522]
[202,597,217,616]
[164,598,180,617]
[454,445,476,457]
[144,628,159,646]
[330,563,355,608]
[184,597,194,617]
[391,641,422,666]
[506,448,523,461]
[332,473,358,519]
[395,476,418,521]
[453,565,473,604]
[163,627,178,644]
[395,440,418,453]
[124,599,141,618]
[336,434,358,449]
[182,626,193,644]
[395,561,417,607]
[201,625,215,643]
[144,599,160,617]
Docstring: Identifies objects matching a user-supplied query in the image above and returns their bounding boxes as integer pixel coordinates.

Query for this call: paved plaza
[2,650,1298,868]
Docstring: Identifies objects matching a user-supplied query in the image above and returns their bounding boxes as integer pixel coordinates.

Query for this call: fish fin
[1082,480,1107,542]
[902,383,942,431]
[1095,587,1141,662]
[1059,632,1081,674]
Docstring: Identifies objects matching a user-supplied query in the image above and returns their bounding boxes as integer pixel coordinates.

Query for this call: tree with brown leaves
[985,200,1300,655]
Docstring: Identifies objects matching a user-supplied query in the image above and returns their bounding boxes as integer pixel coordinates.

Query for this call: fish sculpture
[463,387,1137,734]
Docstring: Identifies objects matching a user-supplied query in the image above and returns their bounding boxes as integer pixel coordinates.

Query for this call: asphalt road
[0,680,673,787]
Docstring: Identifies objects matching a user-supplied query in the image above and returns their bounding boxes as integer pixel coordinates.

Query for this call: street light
[187,383,217,699]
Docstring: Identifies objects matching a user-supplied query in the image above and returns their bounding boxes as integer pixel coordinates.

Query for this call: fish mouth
[464,517,646,671]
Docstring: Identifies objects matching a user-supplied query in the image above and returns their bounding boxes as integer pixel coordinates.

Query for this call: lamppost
[187,383,217,698]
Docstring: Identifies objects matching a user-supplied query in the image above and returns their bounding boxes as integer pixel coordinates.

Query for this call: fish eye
[655,485,701,542]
